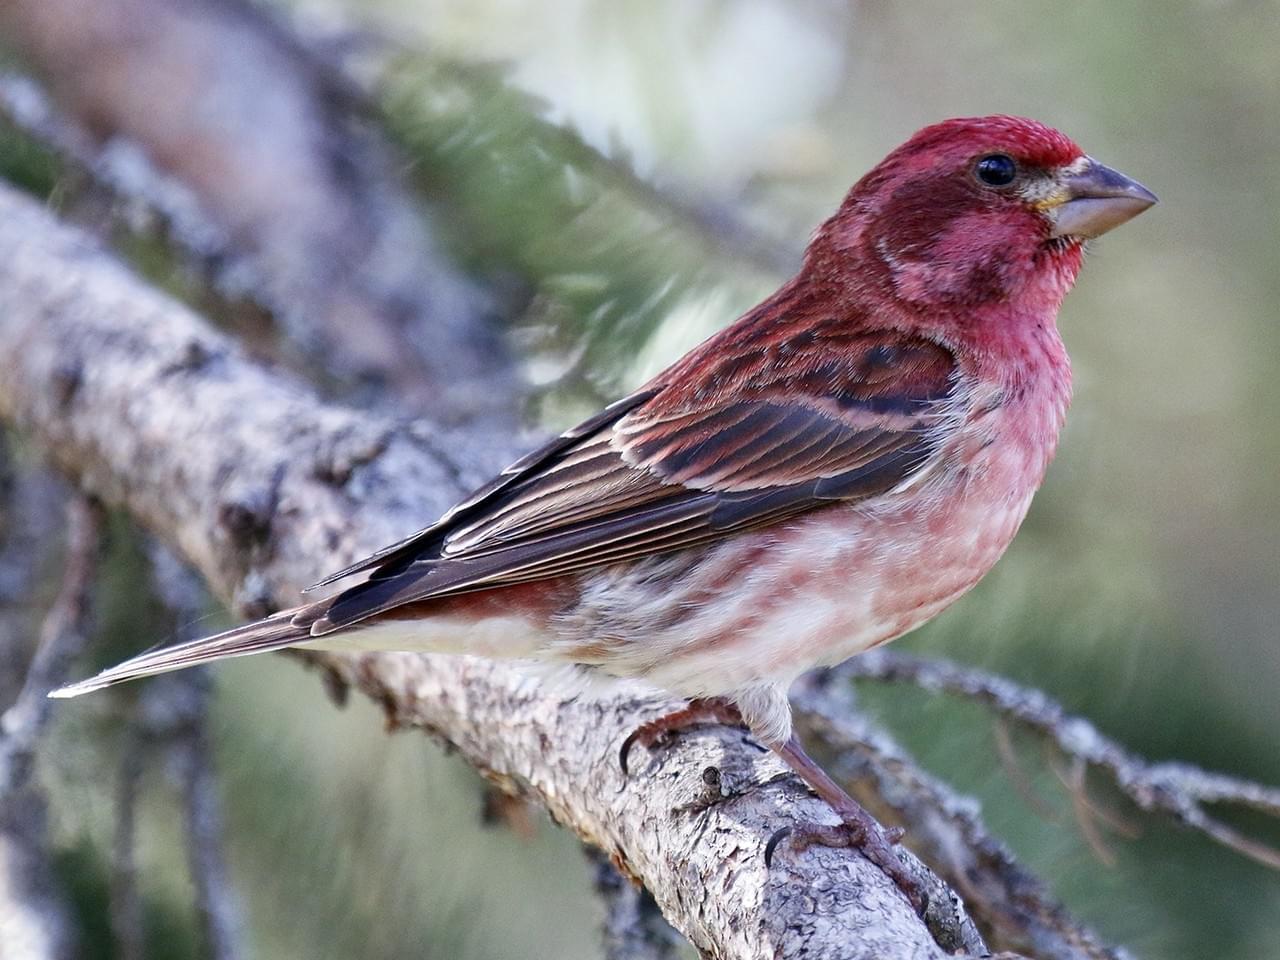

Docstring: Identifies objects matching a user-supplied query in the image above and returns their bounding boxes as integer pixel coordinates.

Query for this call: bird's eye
[975,154,1018,187]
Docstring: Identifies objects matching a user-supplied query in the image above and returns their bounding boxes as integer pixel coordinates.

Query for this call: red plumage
[52,116,1155,905]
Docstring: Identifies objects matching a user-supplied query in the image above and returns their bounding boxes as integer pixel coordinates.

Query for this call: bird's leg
[619,698,745,774]
[767,734,923,911]
[619,702,922,910]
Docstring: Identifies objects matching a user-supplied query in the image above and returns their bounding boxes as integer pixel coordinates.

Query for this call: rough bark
[586,847,683,960]
[0,181,963,958]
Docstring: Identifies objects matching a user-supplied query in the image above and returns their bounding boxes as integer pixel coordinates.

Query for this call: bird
[51,115,1155,905]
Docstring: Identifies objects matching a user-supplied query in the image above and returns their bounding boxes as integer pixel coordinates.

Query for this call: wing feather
[304,391,659,589]
[309,329,961,634]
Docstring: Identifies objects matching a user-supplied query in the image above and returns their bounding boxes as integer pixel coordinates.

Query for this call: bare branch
[0,496,103,795]
[0,439,65,708]
[791,672,1126,960]
[147,547,247,960]
[841,650,1280,869]
[0,180,980,958]
[0,493,99,960]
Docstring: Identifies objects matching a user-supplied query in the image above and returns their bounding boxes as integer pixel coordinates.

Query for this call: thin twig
[792,671,1128,960]
[1045,752,1141,843]
[174,675,247,960]
[1064,756,1116,867]
[840,650,1280,868]
[0,495,103,796]
[991,718,1058,823]
[0,458,85,960]
[111,721,147,960]
[148,546,247,960]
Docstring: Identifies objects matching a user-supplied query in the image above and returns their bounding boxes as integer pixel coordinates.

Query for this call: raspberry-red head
[887,115,1084,172]
[806,116,1154,326]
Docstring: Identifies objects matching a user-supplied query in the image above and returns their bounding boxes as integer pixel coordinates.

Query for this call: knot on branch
[309,422,394,487]
[158,337,221,377]
[49,361,82,411]
[217,487,274,550]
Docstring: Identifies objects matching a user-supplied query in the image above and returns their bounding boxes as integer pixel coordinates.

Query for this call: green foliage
[377,55,782,414]
[53,839,202,960]
[0,118,60,198]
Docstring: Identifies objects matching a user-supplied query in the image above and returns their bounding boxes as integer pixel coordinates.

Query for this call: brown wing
[309,330,959,634]
[306,392,658,590]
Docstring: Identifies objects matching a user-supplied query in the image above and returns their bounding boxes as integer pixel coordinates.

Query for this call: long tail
[49,607,316,699]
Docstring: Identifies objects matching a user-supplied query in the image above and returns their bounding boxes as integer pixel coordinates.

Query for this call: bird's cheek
[874,212,1029,306]
[880,254,945,303]
[880,250,1006,306]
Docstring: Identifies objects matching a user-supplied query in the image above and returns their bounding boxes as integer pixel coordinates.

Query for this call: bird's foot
[619,698,744,774]
[765,810,921,911]
[767,734,924,913]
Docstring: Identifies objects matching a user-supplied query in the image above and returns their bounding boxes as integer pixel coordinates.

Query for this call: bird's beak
[1048,158,1157,239]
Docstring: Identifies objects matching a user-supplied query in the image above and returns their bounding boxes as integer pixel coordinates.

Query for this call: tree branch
[840,650,1280,869]
[0,494,102,960]
[0,496,102,795]
[0,180,972,958]
[791,673,1128,960]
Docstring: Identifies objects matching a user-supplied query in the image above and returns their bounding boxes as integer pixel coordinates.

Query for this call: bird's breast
[551,367,1066,698]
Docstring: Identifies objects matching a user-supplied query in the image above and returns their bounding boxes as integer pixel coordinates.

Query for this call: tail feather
[49,608,313,699]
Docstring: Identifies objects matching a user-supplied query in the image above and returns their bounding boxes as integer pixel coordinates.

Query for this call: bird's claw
[618,727,651,776]
[619,720,685,775]
[764,818,923,913]
[619,699,745,775]
[763,826,791,867]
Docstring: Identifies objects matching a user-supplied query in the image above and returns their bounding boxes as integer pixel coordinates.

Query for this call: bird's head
[808,115,1156,319]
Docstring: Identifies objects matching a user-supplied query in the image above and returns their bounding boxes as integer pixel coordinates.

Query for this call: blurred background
[1,0,1278,958]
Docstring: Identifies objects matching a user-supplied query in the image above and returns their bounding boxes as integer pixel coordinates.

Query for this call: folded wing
[309,329,961,634]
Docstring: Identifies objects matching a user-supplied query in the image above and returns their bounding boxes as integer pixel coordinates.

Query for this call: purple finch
[53,115,1155,904]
